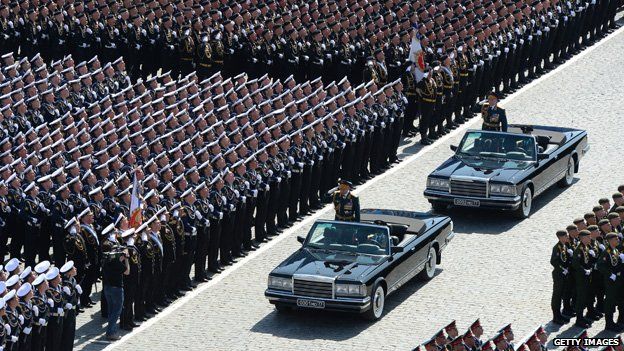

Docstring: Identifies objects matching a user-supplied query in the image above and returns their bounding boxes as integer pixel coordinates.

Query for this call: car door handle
[410,247,416,252]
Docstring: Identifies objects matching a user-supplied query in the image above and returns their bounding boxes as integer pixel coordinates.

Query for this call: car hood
[271,248,383,282]
[430,155,532,183]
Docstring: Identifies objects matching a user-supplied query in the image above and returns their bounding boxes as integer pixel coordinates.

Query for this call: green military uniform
[597,235,624,331]
[571,238,593,327]
[551,238,573,323]
[332,191,360,222]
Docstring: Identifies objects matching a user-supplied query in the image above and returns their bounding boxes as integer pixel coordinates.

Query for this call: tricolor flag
[129,169,142,228]
[408,33,426,82]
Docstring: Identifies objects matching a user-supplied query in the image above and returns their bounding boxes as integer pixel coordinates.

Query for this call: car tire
[557,156,575,187]
[274,303,292,313]
[431,201,447,212]
[513,186,533,219]
[418,246,437,281]
[363,283,386,321]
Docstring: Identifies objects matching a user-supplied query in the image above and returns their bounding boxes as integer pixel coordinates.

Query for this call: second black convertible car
[424,125,589,218]
[264,209,454,320]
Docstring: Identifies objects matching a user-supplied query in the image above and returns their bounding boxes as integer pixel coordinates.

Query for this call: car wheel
[363,283,385,321]
[513,187,533,219]
[558,156,575,187]
[431,201,447,212]
[418,246,438,281]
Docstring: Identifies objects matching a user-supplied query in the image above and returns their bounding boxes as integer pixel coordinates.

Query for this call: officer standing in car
[480,92,508,132]
[332,180,360,222]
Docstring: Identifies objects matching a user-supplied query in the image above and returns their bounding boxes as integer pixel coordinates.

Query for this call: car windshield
[456,131,536,161]
[305,221,390,256]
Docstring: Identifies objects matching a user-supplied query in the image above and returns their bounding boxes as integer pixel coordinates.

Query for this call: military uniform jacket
[32,292,49,327]
[572,243,593,279]
[0,195,11,229]
[17,301,34,336]
[481,103,508,132]
[597,246,623,285]
[80,224,100,268]
[21,196,44,228]
[45,286,65,318]
[550,242,572,276]
[332,191,360,222]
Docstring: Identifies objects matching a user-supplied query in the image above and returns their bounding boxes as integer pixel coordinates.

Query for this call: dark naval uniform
[480,103,508,132]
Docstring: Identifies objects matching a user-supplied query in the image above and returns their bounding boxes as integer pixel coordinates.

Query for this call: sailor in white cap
[31,274,49,351]
[4,288,20,348]
[120,228,140,331]
[59,260,79,349]
[19,266,34,284]
[17,282,34,349]
[34,260,50,276]
[45,266,64,350]
[21,180,47,267]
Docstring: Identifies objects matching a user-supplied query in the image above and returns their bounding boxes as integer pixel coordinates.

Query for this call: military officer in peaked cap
[332,179,360,222]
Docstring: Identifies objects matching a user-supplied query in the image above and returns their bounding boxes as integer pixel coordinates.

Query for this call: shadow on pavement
[436,178,580,235]
[250,269,443,341]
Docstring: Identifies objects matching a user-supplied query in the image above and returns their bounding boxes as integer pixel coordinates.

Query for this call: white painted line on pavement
[102,25,624,350]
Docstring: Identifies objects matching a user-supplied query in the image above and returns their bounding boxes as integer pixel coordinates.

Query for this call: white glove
[23,326,31,335]
[32,305,39,316]
[562,268,568,275]
[619,253,624,262]
[599,244,606,251]
[567,249,573,255]
[584,269,591,276]
[57,307,64,316]
[86,28,92,35]
[504,47,509,53]
[11,336,17,343]
[38,318,45,326]
[195,210,203,220]
[218,212,223,220]
[173,210,179,218]
[63,286,71,295]
[100,209,106,215]
[69,204,74,212]
[589,249,595,257]
[65,303,73,310]
[47,298,54,307]
[18,315,23,325]
[611,273,617,281]
[4,324,9,334]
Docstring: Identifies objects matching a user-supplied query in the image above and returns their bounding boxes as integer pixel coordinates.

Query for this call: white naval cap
[60,261,74,274]
[5,258,19,273]
[33,274,46,287]
[17,283,31,298]
[34,260,51,275]
[5,275,19,288]
[3,289,15,302]
[45,267,59,281]
[19,266,31,280]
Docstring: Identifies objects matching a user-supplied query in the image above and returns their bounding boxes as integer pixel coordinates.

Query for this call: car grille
[293,279,333,299]
[450,179,487,197]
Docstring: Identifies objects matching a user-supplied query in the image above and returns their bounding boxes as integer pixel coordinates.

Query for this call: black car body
[424,125,589,217]
[264,209,454,320]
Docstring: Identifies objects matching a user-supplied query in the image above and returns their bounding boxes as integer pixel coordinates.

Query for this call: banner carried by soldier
[129,169,142,228]
[408,33,425,83]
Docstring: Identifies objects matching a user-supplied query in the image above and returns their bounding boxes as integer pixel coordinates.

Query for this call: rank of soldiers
[0,0,618,144]
[0,49,410,336]
[550,188,624,332]
[413,320,549,351]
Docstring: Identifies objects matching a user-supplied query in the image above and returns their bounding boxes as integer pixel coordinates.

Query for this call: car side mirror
[297,235,305,244]
[391,246,404,254]
[537,153,548,161]
[450,145,458,152]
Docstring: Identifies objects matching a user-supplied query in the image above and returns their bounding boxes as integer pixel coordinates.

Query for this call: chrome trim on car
[292,274,336,299]
[449,175,489,198]
[266,289,371,309]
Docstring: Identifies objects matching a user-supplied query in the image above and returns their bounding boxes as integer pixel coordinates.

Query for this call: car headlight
[268,276,292,291]
[427,177,450,191]
[335,283,367,297]
[489,184,516,196]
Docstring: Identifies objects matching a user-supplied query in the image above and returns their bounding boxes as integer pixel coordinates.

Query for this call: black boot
[552,311,568,325]
[575,315,590,328]
[605,313,623,332]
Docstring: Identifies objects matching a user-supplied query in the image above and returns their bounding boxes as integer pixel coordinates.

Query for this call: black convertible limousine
[424,125,589,218]
[264,209,454,320]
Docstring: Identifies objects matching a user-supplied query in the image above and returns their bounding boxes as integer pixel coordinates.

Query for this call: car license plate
[453,198,480,207]
[296,299,325,309]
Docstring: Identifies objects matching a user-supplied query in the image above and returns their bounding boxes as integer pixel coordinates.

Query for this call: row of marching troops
[0,51,407,330]
[550,186,624,332]
[414,320,550,351]
[400,0,621,145]
[0,258,81,351]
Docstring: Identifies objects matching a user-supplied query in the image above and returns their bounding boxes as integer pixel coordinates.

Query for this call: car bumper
[424,189,522,210]
[265,289,371,313]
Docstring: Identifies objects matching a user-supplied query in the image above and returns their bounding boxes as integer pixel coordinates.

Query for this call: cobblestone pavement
[73,23,624,351]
